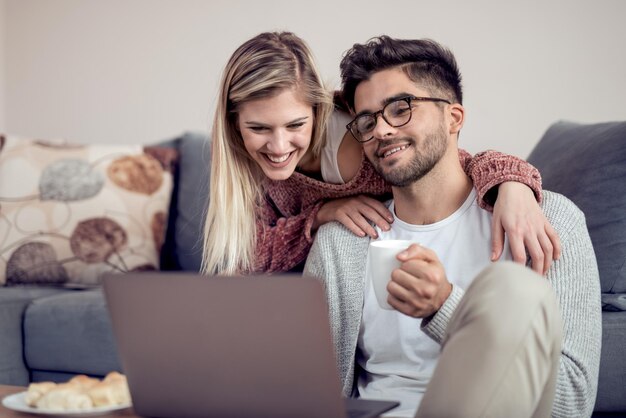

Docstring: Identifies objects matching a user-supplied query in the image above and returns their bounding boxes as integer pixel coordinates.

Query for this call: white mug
[368,240,417,310]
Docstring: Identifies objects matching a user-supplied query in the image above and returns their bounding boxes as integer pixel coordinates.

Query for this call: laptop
[102,272,399,418]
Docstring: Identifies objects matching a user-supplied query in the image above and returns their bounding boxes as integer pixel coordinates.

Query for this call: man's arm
[303,221,371,397]
[541,191,602,418]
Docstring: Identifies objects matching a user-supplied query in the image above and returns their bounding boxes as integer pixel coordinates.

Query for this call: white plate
[2,391,132,417]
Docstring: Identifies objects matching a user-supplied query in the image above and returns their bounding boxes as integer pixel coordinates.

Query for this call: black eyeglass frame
[346,95,452,143]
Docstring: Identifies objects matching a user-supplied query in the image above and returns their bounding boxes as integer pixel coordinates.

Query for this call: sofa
[0,121,624,416]
[526,120,626,416]
[0,131,211,383]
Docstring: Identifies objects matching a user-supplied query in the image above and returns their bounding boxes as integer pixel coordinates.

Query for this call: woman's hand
[491,182,561,275]
[314,195,394,238]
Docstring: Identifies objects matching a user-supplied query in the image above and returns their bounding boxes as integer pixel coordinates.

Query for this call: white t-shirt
[357,189,512,417]
[320,110,352,184]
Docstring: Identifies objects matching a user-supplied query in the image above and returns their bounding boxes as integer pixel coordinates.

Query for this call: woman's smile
[263,151,295,166]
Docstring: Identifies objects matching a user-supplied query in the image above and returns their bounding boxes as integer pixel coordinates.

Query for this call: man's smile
[377,143,412,159]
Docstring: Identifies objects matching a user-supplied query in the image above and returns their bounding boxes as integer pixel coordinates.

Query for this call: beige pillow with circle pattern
[0,134,177,287]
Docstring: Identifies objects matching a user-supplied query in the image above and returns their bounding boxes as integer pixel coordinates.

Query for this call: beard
[371,123,448,187]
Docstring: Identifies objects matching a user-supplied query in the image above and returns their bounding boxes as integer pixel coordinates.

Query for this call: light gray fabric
[0,286,67,385]
[304,191,602,418]
[23,289,121,377]
[527,121,626,297]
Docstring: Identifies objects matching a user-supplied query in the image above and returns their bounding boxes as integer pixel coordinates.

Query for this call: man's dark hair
[340,36,463,111]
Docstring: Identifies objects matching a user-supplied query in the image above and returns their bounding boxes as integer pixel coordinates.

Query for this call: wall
[0,0,5,131]
[4,0,626,157]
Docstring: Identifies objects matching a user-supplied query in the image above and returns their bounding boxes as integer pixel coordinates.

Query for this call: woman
[202,32,558,275]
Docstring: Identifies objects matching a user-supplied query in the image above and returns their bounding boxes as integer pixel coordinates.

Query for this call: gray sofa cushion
[173,132,211,272]
[23,289,121,377]
[0,286,67,385]
[156,132,210,271]
[595,311,626,411]
[527,121,626,301]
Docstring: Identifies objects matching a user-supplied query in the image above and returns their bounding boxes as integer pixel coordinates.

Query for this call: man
[304,37,601,417]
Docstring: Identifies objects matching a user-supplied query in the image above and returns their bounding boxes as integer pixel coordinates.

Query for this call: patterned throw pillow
[0,135,177,286]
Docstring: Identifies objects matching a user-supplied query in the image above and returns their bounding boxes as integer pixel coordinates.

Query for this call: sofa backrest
[527,121,626,302]
[159,132,211,272]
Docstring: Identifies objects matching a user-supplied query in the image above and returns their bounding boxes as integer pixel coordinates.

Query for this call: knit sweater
[254,149,542,272]
[304,191,602,418]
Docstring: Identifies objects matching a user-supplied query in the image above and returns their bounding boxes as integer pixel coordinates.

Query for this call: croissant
[87,377,131,407]
[24,381,56,406]
[25,371,131,411]
[35,383,94,411]
[68,374,100,389]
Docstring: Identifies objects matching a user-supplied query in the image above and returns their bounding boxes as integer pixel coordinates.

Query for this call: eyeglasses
[346,95,451,143]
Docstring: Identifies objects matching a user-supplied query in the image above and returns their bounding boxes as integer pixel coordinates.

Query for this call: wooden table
[0,385,142,417]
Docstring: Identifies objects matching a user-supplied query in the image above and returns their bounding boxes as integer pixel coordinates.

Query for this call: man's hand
[387,244,452,318]
[491,182,561,275]
[314,195,394,238]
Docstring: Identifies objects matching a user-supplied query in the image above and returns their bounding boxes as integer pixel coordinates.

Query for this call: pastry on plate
[24,381,56,406]
[24,371,131,411]
[87,374,131,407]
[67,374,100,390]
[35,383,94,411]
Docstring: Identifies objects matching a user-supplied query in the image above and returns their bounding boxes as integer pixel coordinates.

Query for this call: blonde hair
[202,32,333,274]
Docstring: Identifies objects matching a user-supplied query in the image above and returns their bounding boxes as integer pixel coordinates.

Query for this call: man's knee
[453,261,561,348]
[471,261,553,306]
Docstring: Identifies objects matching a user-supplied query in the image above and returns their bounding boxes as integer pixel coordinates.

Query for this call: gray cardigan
[304,191,601,418]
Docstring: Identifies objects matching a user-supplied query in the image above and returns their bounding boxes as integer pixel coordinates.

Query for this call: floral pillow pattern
[0,135,177,286]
